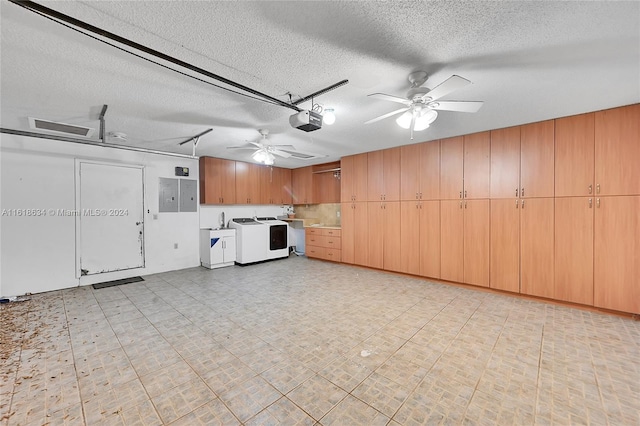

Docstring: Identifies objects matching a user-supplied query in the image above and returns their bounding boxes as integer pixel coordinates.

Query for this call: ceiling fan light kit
[366,71,484,139]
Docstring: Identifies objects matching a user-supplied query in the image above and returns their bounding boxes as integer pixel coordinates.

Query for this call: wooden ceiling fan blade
[364,107,409,124]
[368,93,411,105]
[423,75,471,101]
[431,100,484,113]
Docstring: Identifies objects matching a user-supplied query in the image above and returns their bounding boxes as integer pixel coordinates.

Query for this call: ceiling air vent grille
[277,149,326,160]
[28,117,95,137]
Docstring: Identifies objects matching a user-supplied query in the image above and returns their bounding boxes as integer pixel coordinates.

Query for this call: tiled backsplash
[293,203,341,227]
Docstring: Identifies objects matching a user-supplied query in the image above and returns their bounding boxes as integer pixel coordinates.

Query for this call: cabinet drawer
[324,236,341,249]
[306,234,327,247]
[306,228,322,236]
[325,248,341,262]
[322,228,341,237]
[306,246,326,259]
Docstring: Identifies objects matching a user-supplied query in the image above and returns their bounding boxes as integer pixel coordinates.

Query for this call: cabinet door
[341,202,354,264]
[259,166,274,204]
[383,147,401,201]
[595,104,640,196]
[400,144,420,201]
[367,202,384,269]
[419,141,440,200]
[440,136,464,200]
[419,200,440,278]
[555,113,594,197]
[353,153,369,201]
[222,235,236,263]
[521,120,555,198]
[367,150,384,201]
[400,201,420,275]
[199,157,236,204]
[463,132,490,199]
[594,196,640,314]
[236,162,261,204]
[490,198,520,292]
[341,155,354,202]
[292,166,313,204]
[383,202,402,272]
[521,198,554,298]
[490,127,521,199]
[464,199,490,287]
[440,200,464,282]
[353,202,369,266]
[279,168,293,205]
[554,197,593,305]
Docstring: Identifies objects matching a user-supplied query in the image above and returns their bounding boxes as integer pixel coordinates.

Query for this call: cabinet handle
[588,184,592,194]
[464,190,467,198]
[464,201,467,209]
[596,184,600,194]
[516,188,518,197]
[460,201,463,209]
[516,199,519,208]
[522,199,525,208]
[459,191,462,199]
[521,187,524,197]
[589,198,592,208]
[597,198,600,208]
[416,192,419,199]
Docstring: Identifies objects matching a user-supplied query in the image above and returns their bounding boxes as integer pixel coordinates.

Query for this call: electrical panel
[159,178,178,212]
[179,179,197,212]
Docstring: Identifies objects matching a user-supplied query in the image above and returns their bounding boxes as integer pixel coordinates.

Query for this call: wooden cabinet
[235,161,261,204]
[199,157,236,204]
[490,199,520,292]
[259,167,292,205]
[490,198,554,296]
[400,141,440,201]
[341,153,368,202]
[367,201,401,271]
[312,162,341,203]
[595,104,640,196]
[520,120,555,198]
[463,199,490,287]
[400,201,421,275]
[401,200,440,278]
[490,127,521,199]
[594,196,640,314]
[520,198,554,299]
[367,147,401,201]
[440,136,464,200]
[341,202,368,266]
[463,132,491,199]
[292,166,313,204]
[555,113,595,197]
[440,200,464,282]
[554,197,594,305]
[306,228,341,262]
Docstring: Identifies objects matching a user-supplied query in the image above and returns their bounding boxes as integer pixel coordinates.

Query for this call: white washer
[228,218,268,264]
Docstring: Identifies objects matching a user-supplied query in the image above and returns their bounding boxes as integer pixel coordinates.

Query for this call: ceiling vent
[276,149,326,160]
[28,117,95,137]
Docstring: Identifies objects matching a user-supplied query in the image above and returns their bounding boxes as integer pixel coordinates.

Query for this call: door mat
[92,276,144,290]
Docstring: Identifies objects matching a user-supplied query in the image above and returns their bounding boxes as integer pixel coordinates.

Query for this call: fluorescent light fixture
[323,108,336,125]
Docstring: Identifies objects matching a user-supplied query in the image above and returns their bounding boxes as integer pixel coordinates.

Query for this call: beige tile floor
[2,256,639,425]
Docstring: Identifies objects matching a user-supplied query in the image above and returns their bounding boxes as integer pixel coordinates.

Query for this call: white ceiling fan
[226,129,294,165]
[365,71,484,139]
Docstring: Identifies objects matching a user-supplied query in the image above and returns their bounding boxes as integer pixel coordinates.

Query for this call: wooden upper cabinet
[463,131,491,199]
[367,150,384,201]
[400,144,421,201]
[292,166,313,204]
[341,155,354,203]
[555,112,594,197]
[199,156,236,205]
[367,148,400,201]
[520,120,555,198]
[595,104,640,196]
[279,168,292,205]
[259,167,292,205]
[440,136,464,199]
[312,162,341,203]
[490,127,521,199]
[401,142,440,201]
[341,153,368,202]
[235,162,261,204]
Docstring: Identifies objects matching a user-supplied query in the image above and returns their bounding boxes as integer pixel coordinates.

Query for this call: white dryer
[256,217,289,260]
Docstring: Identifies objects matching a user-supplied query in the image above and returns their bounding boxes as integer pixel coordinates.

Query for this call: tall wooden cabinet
[341,153,368,202]
[367,148,400,201]
[463,199,490,287]
[440,200,464,283]
[341,202,369,266]
[400,141,440,201]
[400,200,440,278]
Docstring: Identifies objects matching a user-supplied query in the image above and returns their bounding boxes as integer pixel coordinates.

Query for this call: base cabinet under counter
[305,228,341,262]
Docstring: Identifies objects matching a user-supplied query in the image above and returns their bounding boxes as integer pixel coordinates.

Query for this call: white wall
[0,134,200,296]
[200,205,290,229]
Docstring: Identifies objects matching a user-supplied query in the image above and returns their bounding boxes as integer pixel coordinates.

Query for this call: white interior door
[79,162,144,275]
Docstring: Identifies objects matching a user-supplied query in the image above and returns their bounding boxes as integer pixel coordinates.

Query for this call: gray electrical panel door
[159,178,179,212]
[179,179,197,212]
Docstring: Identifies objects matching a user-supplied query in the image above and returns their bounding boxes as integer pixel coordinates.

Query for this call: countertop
[277,217,341,229]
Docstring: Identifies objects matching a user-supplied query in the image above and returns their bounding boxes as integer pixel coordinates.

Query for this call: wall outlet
[174,243,178,249]
[153,214,158,220]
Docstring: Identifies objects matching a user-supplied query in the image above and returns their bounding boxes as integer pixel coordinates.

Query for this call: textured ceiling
[1,1,639,167]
